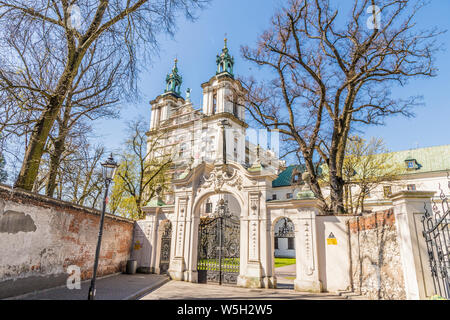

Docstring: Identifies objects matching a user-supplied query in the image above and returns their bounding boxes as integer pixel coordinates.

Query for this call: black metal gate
[197,199,240,285]
[159,222,172,274]
[422,182,450,299]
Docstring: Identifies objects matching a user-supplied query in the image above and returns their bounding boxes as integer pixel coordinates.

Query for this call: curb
[337,290,370,300]
[123,276,170,300]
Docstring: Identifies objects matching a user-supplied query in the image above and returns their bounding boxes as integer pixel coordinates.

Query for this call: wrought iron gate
[422,182,450,299]
[159,222,172,274]
[197,199,240,285]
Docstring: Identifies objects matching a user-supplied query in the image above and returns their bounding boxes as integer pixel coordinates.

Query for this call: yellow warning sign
[327,232,337,245]
[327,238,338,245]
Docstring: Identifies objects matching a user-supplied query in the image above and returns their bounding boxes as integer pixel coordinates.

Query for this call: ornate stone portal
[133,161,323,292]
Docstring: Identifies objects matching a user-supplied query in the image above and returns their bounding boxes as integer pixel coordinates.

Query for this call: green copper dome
[165,58,182,96]
[216,38,234,76]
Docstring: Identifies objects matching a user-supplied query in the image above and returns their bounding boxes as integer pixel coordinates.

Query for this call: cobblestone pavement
[140,280,345,300]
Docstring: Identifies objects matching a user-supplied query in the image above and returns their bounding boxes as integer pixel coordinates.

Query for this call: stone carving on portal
[198,166,243,193]
[248,193,260,262]
[303,220,315,276]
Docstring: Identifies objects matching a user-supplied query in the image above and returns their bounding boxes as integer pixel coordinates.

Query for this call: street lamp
[88,153,118,300]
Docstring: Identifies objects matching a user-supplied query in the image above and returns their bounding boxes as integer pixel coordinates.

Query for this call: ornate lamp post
[88,153,118,300]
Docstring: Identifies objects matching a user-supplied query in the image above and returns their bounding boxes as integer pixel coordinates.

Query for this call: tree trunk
[304,157,329,212]
[45,103,72,197]
[329,151,345,214]
[14,96,63,190]
[14,50,85,190]
[45,135,66,197]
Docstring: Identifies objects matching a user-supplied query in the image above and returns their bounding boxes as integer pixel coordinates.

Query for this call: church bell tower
[201,38,246,122]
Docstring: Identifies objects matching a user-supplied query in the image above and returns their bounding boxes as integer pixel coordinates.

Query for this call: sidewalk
[6,273,169,300]
[275,264,296,290]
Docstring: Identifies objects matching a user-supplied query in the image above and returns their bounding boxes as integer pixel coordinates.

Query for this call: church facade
[130,40,450,293]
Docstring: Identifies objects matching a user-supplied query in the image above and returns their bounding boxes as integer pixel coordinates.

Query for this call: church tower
[149,59,186,130]
[200,38,248,165]
[165,58,182,96]
[201,38,246,122]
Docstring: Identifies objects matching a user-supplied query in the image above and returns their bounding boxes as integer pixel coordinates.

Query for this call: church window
[286,193,293,199]
[179,142,186,158]
[233,94,239,118]
[383,186,392,198]
[272,194,277,200]
[405,158,419,170]
[213,94,217,114]
[407,184,416,191]
[205,200,212,213]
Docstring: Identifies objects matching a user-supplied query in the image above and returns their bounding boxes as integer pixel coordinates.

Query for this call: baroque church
[130,39,450,292]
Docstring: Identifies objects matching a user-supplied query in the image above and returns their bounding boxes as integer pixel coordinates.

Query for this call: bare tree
[32,127,106,208]
[109,119,172,220]
[239,0,443,213]
[0,0,207,191]
[340,136,402,214]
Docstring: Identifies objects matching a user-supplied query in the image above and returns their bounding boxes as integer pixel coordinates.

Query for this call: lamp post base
[88,286,96,300]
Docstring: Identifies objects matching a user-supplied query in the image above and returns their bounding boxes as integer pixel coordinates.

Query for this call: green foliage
[274,258,296,268]
[108,119,172,220]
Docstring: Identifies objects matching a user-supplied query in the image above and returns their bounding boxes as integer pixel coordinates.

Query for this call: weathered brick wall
[0,184,134,299]
[348,209,406,300]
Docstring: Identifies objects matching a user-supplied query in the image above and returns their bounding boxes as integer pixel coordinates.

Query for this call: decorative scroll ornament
[200,166,242,193]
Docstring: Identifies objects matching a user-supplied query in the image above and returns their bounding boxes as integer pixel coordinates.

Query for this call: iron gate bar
[197,199,240,285]
[422,181,450,299]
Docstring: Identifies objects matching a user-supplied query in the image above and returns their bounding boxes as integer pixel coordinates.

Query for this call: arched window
[212,94,217,114]
[232,94,238,118]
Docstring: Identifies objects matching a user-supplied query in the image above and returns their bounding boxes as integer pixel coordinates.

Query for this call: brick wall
[348,209,406,300]
[0,184,134,299]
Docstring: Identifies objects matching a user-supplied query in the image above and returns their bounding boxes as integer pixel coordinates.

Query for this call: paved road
[140,280,345,300]
[7,273,169,300]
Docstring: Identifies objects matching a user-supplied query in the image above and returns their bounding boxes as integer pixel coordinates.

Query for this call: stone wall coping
[390,190,436,201]
[266,198,322,209]
[0,183,134,224]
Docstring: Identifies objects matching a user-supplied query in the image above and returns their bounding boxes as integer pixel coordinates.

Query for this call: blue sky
[95,0,450,162]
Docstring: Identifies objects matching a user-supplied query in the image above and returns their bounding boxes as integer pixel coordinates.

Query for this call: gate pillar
[168,195,190,281]
[392,191,436,300]
[237,191,270,288]
[293,207,322,293]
